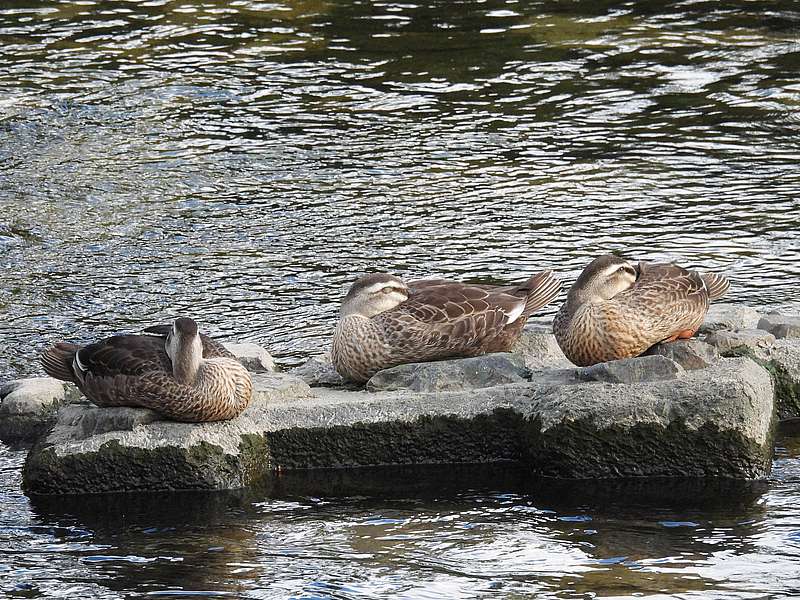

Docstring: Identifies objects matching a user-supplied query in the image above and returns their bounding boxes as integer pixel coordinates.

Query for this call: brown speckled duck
[331,270,562,383]
[553,254,730,367]
[41,317,253,422]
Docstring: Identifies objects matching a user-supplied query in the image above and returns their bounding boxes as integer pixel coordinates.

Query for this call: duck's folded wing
[78,335,172,377]
[616,262,709,335]
[143,324,235,359]
[79,370,213,420]
[381,284,525,354]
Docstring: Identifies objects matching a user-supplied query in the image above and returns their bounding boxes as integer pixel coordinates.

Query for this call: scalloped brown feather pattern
[332,271,561,383]
[41,328,249,422]
[554,261,728,367]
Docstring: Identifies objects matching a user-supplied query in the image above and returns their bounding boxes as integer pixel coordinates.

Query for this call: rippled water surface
[1,0,800,598]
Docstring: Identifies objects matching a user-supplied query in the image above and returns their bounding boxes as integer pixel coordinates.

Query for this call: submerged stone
[367,353,527,392]
[22,358,775,495]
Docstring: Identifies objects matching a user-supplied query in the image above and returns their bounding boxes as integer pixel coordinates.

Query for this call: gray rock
[764,339,800,420]
[644,340,720,370]
[0,377,80,447]
[705,329,776,354]
[579,355,684,384]
[757,313,800,339]
[223,342,276,373]
[367,353,527,393]
[511,327,572,369]
[706,337,800,420]
[290,353,344,387]
[23,358,775,495]
[699,304,761,333]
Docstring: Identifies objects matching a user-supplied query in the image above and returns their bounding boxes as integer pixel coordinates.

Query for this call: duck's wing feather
[81,367,250,422]
[142,324,235,359]
[41,342,81,383]
[78,370,205,418]
[377,283,526,357]
[503,270,562,317]
[410,271,561,318]
[77,334,172,377]
[614,262,710,338]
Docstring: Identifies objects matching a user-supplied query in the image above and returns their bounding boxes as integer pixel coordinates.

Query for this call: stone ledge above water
[22,357,775,495]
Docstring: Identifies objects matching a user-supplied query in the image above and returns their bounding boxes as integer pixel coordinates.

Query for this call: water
[2,439,800,599]
[1,0,799,597]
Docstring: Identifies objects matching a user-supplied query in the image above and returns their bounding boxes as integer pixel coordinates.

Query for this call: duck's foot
[663,329,698,343]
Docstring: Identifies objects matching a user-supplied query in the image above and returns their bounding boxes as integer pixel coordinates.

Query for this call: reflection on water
[1,0,800,597]
[2,453,797,599]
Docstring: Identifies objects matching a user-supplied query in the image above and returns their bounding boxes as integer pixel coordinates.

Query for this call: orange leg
[663,329,697,343]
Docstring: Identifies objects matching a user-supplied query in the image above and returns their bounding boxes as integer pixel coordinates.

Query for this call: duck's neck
[172,339,203,384]
[560,289,598,320]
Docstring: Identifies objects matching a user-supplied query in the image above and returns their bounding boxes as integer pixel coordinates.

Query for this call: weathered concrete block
[699,304,761,333]
[23,358,775,495]
[367,353,527,392]
[290,353,344,387]
[223,342,276,373]
[511,327,572,369]
[23,373,313,495]
[644,340,719,370]
[0,377,81,447]
[705,329,776,354]
[579,355,684,384]
[758,313,800,339]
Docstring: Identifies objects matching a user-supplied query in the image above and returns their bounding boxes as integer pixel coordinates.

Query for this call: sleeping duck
[553,254,729,367]
[331,270,562,383]
[41,317,252,422]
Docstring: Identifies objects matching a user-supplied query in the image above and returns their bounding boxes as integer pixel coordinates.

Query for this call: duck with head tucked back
[553,254,730,367]
[331,270,562,383]
[41,317,253,422]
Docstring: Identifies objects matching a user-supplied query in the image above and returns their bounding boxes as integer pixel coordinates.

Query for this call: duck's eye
[381,287,394,294]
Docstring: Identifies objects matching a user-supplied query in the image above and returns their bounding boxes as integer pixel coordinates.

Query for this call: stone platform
[6,304,800,495]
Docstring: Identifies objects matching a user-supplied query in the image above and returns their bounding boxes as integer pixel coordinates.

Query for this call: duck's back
[612,262,710,337]
[377,283,525,358]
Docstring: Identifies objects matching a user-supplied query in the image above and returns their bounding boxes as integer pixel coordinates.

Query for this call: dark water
[1,0,800,597]
[2,439,800,599]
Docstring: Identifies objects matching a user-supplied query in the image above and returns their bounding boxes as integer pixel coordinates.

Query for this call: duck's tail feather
[519,270,562,316]
[41,343,80,383]
[702,272,730,301]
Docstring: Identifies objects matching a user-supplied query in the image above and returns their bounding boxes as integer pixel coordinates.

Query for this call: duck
[41,317,253,422]
[331,270,562,383]
[552,254,730,367]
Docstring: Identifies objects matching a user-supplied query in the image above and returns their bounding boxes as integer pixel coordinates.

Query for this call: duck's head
[341,273,409,318]
[166,317,203,371]
[568,254,638,304]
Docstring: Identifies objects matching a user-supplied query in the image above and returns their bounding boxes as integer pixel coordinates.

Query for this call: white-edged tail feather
[701,272,730,301]
[520,270,562,316]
